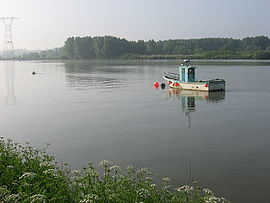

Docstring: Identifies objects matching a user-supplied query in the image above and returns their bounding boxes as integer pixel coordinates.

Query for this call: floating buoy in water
[168,81,172,85]
[154,82,159,88]
[175,82,179,86]
[160,83,166,89]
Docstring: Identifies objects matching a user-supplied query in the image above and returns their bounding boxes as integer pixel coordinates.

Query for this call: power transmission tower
[1,17,18,59]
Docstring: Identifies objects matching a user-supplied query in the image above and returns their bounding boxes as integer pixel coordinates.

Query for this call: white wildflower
[145,176,152,181]
[0,186,10,197]
[127,165,135,171]
[140,168,149,173]
[138,168,152,176]
[204,195,221,203]
[19,172,36,180]
[43,169,54,175]
[150,184,156,188]
[4,194,20,202]
[220,197,227,202]
[7,138,12,143]
[138,188,149,198]
[85,168,99,177]
[39,161,53,167]
[99,160,112,167]
[77,183,83,187]
[110,165,121,172]
[6,165,14,169]
[30,194,46,203]
[22,182,31,187]
[203,188,214,195]
[79,194,99,203]
[72,170,81,175]
[162,176,170,182]
[177,185,194,193]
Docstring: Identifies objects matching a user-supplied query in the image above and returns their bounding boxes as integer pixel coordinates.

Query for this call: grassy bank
[121,50,270,60]
[0,137,229,203]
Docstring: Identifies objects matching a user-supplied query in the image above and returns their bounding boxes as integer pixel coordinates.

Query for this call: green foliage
[0,138,72,202]
[61,35,270,60]
[64,37,75,58]
[18,48,65,60]
[16,35,270,60]
[254,50,270,59]
[0,137,229,203]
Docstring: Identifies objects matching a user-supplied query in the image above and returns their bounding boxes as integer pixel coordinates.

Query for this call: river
[1,59,270,203]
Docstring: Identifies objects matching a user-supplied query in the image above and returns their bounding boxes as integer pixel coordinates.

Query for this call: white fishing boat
[163,60,225,91]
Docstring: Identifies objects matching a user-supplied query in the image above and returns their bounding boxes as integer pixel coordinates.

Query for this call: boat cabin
[178,60,196,82]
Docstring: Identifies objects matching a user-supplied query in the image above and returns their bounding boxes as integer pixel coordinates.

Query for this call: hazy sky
[0,0,270,50]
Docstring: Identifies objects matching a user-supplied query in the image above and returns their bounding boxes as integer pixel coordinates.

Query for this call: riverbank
[120,50,270,60]
[2,50,270,61]
[0,137,228,203]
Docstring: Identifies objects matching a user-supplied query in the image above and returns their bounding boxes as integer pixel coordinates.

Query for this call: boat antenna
[188,47,192,64]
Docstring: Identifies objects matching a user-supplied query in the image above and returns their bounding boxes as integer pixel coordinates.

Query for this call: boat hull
[163,76,225,92]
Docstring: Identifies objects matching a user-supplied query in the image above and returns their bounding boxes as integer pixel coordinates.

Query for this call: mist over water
[1,60,270,203]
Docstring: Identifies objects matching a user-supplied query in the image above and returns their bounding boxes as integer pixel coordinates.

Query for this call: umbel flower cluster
[0,137,229,203]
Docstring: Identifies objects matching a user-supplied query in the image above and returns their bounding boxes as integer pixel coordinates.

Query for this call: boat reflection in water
[166,89,225,128]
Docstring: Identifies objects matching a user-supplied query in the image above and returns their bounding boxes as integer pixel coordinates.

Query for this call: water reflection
[64,60,137,74]
[166,89,225,128]
[185,160,196,185]
[4,62,16,105]
[66,74,126,90]
[64,61,128,90]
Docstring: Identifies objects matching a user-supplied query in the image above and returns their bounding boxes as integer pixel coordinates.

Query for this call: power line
[1,17,19,59]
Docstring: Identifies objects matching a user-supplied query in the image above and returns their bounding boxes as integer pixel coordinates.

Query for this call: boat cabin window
[188,68,195,74]
[188,68,195,82]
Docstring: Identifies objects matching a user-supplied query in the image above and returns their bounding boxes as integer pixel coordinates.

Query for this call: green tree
[63,37,75,58]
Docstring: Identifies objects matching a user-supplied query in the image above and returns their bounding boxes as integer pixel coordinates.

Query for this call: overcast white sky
[0,0,269,50]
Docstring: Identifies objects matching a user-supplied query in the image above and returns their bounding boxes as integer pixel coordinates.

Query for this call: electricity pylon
[1,17,18,59]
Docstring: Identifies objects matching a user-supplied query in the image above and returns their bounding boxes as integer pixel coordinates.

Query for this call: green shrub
[0,137,229,203]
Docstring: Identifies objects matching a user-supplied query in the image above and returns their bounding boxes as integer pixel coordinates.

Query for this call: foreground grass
[0,137,229,203]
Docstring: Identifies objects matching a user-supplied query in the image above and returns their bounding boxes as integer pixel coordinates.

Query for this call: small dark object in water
[32,71,36,75]
[161,83,166,89]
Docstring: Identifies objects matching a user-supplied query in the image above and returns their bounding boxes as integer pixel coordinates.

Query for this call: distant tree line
[62,35,270,59]
[17,48,64,60]
[19,35,270,60]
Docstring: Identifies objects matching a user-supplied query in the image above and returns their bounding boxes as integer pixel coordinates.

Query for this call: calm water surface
[1,60,270,203]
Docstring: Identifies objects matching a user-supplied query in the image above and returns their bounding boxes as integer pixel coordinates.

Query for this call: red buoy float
[175,82,179,86]
[154,82,159,88]
[168,81,172,85]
